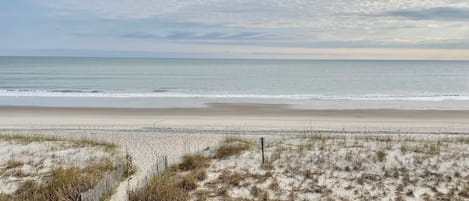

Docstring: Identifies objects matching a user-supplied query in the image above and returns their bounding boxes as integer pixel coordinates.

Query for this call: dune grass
[129,154,210,201]
[178,154,211,171]
[129,137,252,201]
[129,173,189,201]
[0,134,122,201]
[0,134,117,151]
[215,137,252,159]
[0,162,116,201]
[129,134,469,200]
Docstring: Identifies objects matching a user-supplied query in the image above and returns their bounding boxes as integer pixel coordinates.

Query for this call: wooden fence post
[260,137,265,165]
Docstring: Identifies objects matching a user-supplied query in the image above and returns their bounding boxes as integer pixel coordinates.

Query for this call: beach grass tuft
[376,150,386,162]
[0,161,115,201]
[0,134,121,201]
[0,134,62,144]
[178,154,210,171]
[215,137,252,159]
[129,137,254,201]
[0,134,117,151]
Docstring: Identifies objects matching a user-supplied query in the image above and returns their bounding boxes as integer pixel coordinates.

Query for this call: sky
[1,0,469,60]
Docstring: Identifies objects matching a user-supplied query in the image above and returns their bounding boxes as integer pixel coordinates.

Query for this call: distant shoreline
[2,55,469,62]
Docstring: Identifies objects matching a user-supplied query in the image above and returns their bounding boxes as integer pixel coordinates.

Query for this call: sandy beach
[2,103,469,132]
[1,103,468,200]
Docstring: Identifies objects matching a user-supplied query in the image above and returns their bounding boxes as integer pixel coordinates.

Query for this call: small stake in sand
[260,137,265,165]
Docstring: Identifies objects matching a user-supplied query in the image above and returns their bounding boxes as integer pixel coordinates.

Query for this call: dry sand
[0,138,116,195]
[1,104,469,133]
[1,103,468,200]
[193,135,469,200]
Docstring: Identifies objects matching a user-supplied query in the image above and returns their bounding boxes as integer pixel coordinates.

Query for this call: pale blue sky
[1,0,469,59]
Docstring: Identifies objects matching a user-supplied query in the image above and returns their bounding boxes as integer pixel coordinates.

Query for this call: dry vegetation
[128,153,209,201]
[215,137,253,159]
[0,134,117,151]
[0,134,121,201]
[129,137,252,201]
[0,162,115,201]
[131,134,469,201]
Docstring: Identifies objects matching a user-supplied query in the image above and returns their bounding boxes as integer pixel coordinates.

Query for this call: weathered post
[126,147,132,201]
[260,137,265,164]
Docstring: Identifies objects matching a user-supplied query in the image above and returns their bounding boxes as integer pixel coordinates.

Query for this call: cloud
[380,7,469,21]
[33,1,469,39]
[119,32,159,39]
[118,31,269,41]
[3,0,466,59]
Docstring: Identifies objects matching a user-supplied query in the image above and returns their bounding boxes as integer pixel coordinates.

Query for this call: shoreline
[2,96,469,110]
[2,103,469,116]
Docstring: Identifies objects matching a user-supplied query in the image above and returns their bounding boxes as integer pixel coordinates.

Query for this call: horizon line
[2,55,469,62]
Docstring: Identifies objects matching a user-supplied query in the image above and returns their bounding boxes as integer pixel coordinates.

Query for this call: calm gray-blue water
[1,56,468,108]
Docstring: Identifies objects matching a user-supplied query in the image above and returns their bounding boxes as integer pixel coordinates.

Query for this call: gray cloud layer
[3,0,468,59]
[381,7,469,21]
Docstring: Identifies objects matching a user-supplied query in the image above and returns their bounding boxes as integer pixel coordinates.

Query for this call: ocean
[1,56,468,108]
